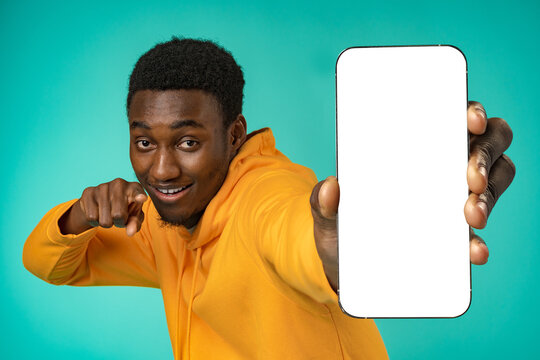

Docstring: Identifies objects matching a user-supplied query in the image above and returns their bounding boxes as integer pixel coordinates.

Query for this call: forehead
[128,89,224,129]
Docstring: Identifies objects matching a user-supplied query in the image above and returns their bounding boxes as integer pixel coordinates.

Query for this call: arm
[23,180,159,288]
[239,170,338,305]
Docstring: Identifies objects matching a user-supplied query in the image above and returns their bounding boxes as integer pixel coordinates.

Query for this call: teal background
[1,0,538,359]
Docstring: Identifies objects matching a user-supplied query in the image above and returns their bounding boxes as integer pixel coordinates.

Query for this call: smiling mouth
[151,184,193,202]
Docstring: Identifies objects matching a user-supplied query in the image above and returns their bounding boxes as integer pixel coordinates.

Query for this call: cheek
[185,153,229,188]
[206,160,231,194]
[130,151,151,178]
[186,158,225,183]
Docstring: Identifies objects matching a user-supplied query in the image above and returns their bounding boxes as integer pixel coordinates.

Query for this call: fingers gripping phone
[336,46,470,318]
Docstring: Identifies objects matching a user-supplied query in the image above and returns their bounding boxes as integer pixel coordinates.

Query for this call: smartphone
[336,46,470,318]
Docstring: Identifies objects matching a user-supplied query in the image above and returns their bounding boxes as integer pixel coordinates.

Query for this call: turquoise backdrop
[2,0,538,359]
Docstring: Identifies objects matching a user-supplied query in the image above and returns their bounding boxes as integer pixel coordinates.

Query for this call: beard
[157,209,204,231]
[158,217,185,228]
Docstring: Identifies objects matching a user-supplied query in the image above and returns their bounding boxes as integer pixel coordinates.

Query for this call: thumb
[310,176,340,291]
[127,184,148,205]
[311,176,340,221]
[310,176,340,252]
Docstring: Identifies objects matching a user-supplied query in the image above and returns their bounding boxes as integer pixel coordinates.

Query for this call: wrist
[58,200,92,235]
[322,262,338,292]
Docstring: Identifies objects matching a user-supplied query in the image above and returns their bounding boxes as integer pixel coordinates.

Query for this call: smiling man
[23,38,515,359]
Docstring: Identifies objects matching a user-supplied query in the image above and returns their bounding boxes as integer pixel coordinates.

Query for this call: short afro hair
[127,37,245,127]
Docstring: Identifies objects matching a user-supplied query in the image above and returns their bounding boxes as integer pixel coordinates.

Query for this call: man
[23,38,515,359]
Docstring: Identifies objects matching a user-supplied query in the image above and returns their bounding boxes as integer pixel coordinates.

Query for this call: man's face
[128,89,233,228]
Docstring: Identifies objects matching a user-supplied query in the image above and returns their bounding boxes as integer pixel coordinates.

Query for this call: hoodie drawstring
[174,243,202,360]
[175,242,186,359]
[185,247,201,359]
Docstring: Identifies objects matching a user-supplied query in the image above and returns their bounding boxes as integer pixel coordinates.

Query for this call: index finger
[468,101,487,135]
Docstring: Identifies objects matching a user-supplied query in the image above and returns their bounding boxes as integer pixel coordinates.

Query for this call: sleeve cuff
[46,199,98,247]
[296,193,339,304]
[305,215,339,304]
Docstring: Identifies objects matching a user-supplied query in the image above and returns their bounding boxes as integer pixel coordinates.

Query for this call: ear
[228,114,247,154]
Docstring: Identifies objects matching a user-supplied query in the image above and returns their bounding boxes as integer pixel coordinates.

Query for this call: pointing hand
[59,178,147,237]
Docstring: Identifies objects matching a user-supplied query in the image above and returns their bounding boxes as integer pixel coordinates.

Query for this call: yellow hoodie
[23,128,388,359]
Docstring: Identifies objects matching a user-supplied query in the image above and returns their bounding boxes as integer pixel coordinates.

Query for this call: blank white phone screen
[336,46,470,318]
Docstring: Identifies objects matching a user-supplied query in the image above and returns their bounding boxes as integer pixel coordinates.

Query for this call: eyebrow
[130,119,204,130]
[170,119,204,129]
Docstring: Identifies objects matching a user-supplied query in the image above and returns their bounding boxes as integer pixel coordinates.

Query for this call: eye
[178,139,199,151]
[135,139,155,150]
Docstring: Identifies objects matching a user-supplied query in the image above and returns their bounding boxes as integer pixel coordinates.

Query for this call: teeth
[157,186,187,194]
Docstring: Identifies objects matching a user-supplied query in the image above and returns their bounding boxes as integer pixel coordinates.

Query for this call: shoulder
[231,166,316,226]
[241,166,317,201]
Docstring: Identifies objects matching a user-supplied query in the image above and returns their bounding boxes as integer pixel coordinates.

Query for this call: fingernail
[321,177,335,195]
[478,166,487,179]
[477,201,488,216]
[474,105,486,119]
[319,184,330,217]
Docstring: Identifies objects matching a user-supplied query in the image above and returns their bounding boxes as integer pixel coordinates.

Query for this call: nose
[150,148,181,183]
